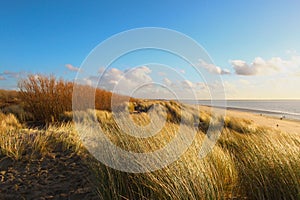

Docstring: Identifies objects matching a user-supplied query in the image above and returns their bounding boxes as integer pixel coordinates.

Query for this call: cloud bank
[82,66,212,99]
[230,56,300,76]
[198,59,231,75]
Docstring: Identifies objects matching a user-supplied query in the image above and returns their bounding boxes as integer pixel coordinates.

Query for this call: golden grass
[0,112,25,160]
[0,101,299,199]
[0,112,85,160]
[219,128,300,199]
[74,107,300,199]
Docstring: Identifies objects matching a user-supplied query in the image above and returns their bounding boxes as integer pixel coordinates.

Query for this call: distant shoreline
[202,105,300,121]
[198,105,300,134]
[178,99,300,121]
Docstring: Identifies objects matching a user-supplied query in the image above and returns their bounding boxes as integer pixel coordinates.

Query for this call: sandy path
[0,149,98,200]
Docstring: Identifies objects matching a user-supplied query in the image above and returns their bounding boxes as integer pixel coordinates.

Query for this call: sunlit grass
[0,101,299,199]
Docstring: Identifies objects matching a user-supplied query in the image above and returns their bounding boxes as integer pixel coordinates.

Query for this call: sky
[1,0,300,99]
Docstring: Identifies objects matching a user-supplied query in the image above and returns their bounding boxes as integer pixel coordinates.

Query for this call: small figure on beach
[276,124,279,127]
[280,115,285,120]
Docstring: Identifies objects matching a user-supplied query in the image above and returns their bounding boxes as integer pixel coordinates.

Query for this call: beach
[200,105,300,134]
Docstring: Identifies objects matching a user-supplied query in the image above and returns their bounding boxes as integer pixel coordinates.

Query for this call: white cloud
[80,54,300,99]
[198,59,231,75]
[83,78,92,86]
[181,80,194,88]
[230,56,300,76]
[81,66,216,99]
[65,64,80,72]
[230,60,257,75]
[86,66,153,95]
[2,71,23,78]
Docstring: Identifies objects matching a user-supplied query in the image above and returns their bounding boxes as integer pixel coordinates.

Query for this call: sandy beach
[200,105,300,134]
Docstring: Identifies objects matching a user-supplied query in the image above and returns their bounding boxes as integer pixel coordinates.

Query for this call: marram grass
[0,107,299,199]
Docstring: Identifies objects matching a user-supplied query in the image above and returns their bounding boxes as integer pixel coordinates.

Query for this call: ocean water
[183,100,300,121]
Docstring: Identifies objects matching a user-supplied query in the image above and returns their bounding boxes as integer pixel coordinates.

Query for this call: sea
[181,100,300,121]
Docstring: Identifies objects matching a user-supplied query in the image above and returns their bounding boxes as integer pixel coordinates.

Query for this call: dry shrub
[18,74,135,123]
[18,75,73,123]
[95,89,113,111]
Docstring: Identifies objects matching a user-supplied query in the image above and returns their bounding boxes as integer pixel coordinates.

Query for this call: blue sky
[1,0,300,99]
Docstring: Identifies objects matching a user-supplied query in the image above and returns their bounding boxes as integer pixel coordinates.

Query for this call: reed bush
[18,74,135,123]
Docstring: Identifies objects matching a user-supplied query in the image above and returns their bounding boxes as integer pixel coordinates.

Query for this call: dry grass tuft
[0,112,25,160]
[218,127,300,199]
